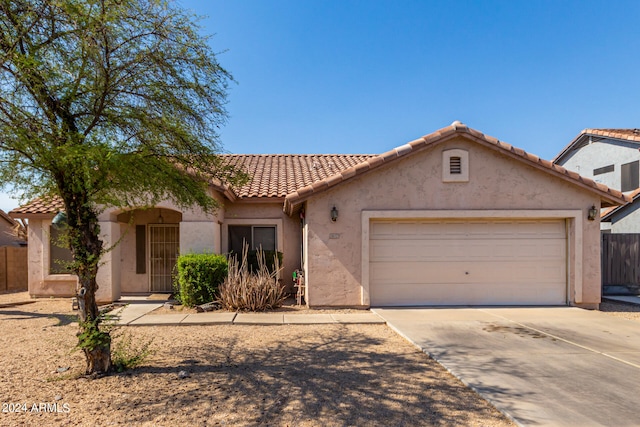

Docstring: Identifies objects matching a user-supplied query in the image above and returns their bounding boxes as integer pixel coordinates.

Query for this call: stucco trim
[361,210,583,306]
[221,218,284,254]
[442,148,469,182]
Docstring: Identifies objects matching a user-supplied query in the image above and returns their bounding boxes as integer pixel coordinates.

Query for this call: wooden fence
[0,246,27,292]
[602,233,640,294]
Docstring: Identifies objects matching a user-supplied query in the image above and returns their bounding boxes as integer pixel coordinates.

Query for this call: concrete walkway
[107,298,385,326]
[373,307,640,427]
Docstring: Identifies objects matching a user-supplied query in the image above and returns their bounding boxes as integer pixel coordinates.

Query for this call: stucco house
[553,128,640,233]
[10,122,629,309]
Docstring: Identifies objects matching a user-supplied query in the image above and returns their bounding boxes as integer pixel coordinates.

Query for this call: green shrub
[218,246,285,311]
[111,330,155,373]
[175,253,228,307]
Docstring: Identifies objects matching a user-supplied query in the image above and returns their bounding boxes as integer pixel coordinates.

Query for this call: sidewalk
[107,297,385,326]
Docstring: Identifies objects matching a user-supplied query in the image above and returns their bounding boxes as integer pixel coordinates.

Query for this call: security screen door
[149,224,179,292]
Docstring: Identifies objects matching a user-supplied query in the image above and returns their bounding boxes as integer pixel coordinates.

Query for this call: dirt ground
[0,292,514,427]
[2,293,638,427]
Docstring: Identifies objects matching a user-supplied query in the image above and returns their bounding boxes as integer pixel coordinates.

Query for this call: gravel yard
[599,299,640,321]
[3,292,637,427]
[0,292,513,427]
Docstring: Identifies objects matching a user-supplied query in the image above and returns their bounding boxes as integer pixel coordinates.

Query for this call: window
[593,164,614,176]
[49,226,73,274]
[228,225,276,254]
[621,161,639,192]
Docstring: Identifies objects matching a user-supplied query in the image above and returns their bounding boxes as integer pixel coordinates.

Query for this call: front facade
[11,123,629,308]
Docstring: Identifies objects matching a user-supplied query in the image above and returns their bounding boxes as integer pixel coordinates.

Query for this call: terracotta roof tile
[601,187,640,220]
[11,124,632,217]
[283,122,631,214]
[222,154,376,199]
[10,197,65,216]
[586,128,640,141]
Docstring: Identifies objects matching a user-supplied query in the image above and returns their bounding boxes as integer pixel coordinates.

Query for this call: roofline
[552,130,589,164]
[8,212,54,220]
[601,187,640,221]
[0,209,20,226]
[284,123,631,215]
[553,129,640,164]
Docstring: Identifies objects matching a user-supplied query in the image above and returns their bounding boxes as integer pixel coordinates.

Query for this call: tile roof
[553,128,640,164]
[580,128,640,142]
[10,123,631,217]
[9,155,376,215]
[283,122,632,214]
[222,154,376,198]
[601,187,640,221]
[10,196,65,217]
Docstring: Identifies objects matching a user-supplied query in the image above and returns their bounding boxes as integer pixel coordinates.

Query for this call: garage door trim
[361,210,583,307]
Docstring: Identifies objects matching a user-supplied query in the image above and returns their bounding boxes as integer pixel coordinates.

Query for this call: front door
[149,224,180,293]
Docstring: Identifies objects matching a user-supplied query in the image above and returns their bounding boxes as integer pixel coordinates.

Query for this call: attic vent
[450,157,462,174]
[442,149,469,183]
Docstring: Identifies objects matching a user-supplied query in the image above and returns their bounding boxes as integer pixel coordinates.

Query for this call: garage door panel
[372,282,566,306]
[369,219,567,306]
[371,260,565,284]
[371,238,566,262]
[371,219,565,239]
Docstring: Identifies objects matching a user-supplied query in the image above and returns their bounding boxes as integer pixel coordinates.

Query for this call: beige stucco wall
[27,192,226,302]
[304,137,603,308]
[223,202,301,292]
[27,219,77,298]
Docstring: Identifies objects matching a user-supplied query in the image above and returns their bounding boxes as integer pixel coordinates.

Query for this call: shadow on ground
[102,325,516,426]
[0,308,77,326]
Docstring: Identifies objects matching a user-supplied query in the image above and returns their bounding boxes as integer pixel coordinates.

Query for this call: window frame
[46,223,76,278]
[228,225,277,253]
[593,164,614,176]
[222,219,283,254]
[621,160,639,192]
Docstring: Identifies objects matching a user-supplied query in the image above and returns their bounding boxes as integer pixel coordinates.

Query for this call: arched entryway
[116,207,182,293]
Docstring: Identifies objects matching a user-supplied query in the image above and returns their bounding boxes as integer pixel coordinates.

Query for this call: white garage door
[369,219,567,306]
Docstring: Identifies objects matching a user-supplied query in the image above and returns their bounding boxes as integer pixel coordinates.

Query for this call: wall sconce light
[330,206,338,222]
[587,205,598,221]
[158,209,164,224]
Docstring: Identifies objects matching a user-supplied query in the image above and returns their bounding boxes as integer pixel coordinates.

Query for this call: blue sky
[2,0,639,212]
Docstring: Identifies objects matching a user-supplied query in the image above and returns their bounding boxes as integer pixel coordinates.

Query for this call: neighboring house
[10,122,629,309]
[553,128,640,232]
[0,209,26,247]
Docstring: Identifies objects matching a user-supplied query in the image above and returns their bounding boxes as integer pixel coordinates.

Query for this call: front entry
[149,224,180,293]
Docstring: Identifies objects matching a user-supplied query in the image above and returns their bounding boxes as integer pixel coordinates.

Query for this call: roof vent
[450,156,462,174]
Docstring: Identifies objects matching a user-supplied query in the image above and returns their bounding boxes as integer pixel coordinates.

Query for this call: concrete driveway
[372,307,640,427]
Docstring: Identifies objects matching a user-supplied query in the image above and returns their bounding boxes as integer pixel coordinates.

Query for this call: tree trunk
[63,192,111,376]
